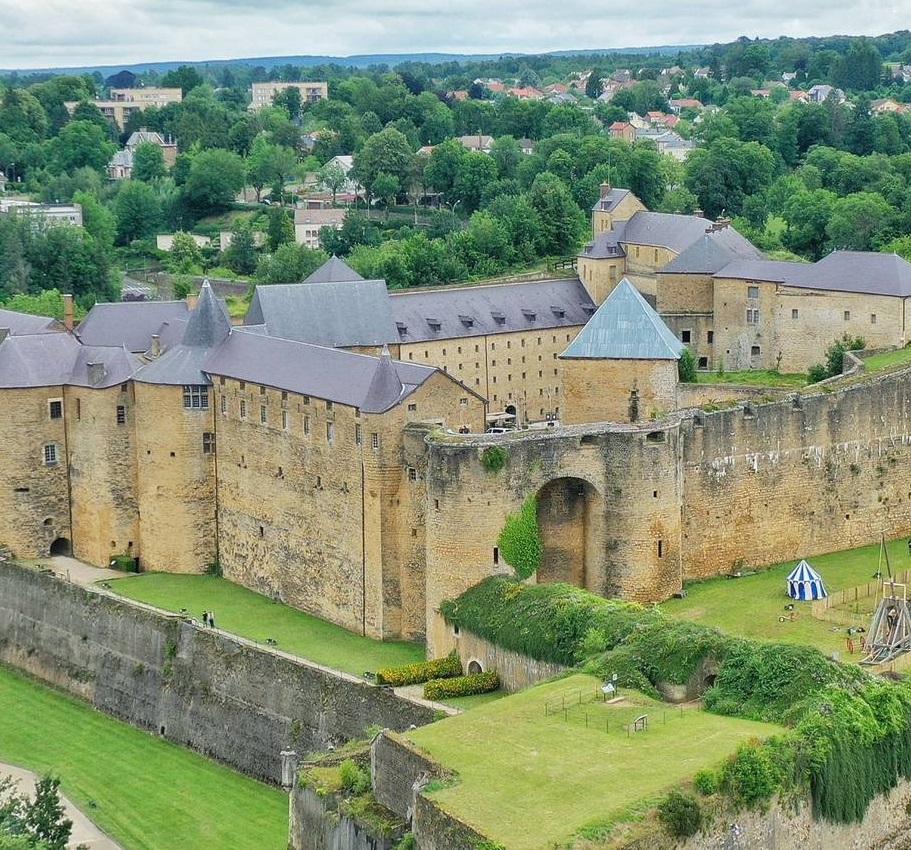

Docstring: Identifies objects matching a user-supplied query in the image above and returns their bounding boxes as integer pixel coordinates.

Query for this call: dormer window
[581,304,596,316]
[395,321,408,335]
[522,309,537,321]
[459,314,474,328]
[491,311,506,325]
[426,317,442,331]
[550,306,565,318]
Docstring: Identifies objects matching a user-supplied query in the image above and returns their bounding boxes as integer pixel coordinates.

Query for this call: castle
[3,189,911,646]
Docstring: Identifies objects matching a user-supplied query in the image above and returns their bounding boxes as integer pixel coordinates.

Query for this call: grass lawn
[662,537,911,655]
[0,665,287,850]
[104,573,425,677]
[863,346,911,373]
[695,369,808,387]
[407,674,778,850]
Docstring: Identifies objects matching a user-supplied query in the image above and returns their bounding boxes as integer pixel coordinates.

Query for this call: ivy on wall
[496,495,542,580]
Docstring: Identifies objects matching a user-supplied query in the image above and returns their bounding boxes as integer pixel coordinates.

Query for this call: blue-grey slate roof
[76,300,191,352]
[203,331,438,413]
[660,230,765,274]
[0,333,140,389]
[591,187,632,213]
[304,256,364,283]
[245,279,398,347]
[0,309,62,336]
[560,278,684,361]
[389,278,595,343]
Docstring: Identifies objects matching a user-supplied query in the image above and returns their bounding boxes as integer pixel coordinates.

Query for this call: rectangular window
[326,400,333,411]
[747,285,759,299]
[282,410,289,430]
[408,467,417,482]
[239,381,245,390]
[493,547,499,565]
[355,424,362,445]
[260,405,267,424]
[182,385,209,409]
[76,398,81,421]
[240,400,247,418]
[326,422,334,443]
[681,330,691,343]
[43,444,58,465]
[871,313,877,324]
[259,385,267,395]
[281,391,288,401]
[302,395,310,404]
[751,345,761,357]
[202,432,215,454]
[746,308,760,325]
[791,308,799,319]
[844,310,851,321]
[408,403,417,412]
[707,330,714,343]
[116,405,126,425]
[304,415,311,435]
[371,432,379,450]
[220,395,227,414]
[460,397,468,406]
[48,400,63,420]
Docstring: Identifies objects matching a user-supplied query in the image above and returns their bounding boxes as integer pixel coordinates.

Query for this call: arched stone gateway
[535,477,604,591]
[49,537,71,556]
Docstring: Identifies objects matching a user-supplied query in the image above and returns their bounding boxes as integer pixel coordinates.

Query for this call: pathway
[0,762,122,849]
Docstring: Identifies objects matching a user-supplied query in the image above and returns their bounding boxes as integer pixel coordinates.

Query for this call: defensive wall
[0,562,434,784]
[423,367,911,656]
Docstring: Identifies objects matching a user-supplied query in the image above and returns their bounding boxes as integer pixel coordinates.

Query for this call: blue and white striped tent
[787,560,828,601]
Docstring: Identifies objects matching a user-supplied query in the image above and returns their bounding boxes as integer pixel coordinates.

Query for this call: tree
[352,127,414,213]
[782,189,838,260]
[372,171,400,218]
[49,120,115,173]
[72,190,115,252]
[585,69,604,100]
[684,138,775,219]
[112,180,161,245]
[315,162,348,205]
[527,173,586,255]
[678,348,697,382]
[255,243,328,283]
[167,231,204,273]
[826,192,894,251]
[831,38,883,92]
[266,206,294,251]
[489,136,523,180]
[222,221,259,275]
[0,773,71,850]
[132,142,166,182]
[318,213,381,256]
[182,148,246,216]
[452,151,498,213]
[160,65,205,96]
[497,494,542,580]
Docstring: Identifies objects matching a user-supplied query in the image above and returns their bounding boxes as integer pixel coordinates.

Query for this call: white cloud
[0,0,908,69]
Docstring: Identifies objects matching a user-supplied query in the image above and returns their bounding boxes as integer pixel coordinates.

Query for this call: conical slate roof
[560,278,684,361]
[182,280,231,348]
[304,255,364,283]
[362,344,405,413]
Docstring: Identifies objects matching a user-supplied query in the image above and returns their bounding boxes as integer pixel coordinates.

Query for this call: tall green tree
[182,148,246,216]
[527,173,586,255]
[132,142,167,182]
[352,127,414,211]
[113,180,161,244]
[266,206,294,250]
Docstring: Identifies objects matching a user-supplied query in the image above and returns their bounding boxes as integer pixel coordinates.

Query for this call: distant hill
[0,45,699,77]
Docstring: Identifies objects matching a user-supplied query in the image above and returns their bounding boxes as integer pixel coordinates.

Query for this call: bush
[424,672,499,700]
[721,741,780,808]
[376,652,461,687]
[108,554,137,572]
[657,788,702,838]
[678,347,697,382]
[338,759,370,795]
[481,445,508,473]
[692,768,720,796]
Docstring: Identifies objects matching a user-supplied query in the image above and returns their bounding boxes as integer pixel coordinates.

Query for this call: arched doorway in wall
[535,477,603,590]
[49,537,71,556]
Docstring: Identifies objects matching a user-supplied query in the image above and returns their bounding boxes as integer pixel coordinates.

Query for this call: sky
[1,0,909,70]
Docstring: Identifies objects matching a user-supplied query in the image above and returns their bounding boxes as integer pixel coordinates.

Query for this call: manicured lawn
[662,537,910,655]
[863,346,911,373]
[407,674,778,849]
[105,573,425,676]
[695,369,808,387]
[0,665,287,850]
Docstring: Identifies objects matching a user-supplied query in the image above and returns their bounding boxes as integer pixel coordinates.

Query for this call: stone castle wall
[0,562,434,783]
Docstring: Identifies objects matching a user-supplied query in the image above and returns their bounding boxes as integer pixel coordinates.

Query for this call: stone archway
[536,477,602,590]
[49,537,71,556]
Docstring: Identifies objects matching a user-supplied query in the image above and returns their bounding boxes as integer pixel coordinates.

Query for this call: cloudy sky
[1,0,909,70]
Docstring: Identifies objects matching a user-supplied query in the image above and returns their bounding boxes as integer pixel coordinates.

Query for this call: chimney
[0,328,9,343]
[693,209,704,219]
[600,182,612,199]
[62,294,74,331]
[87,362,105,385]
[150,334,160,357]
[186,292,199,310]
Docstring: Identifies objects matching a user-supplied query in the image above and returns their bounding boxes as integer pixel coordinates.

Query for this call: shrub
[497,494,542,580]
[657,788,702,838]
[481,445,508,473]
[424,672,499,700]
[376,652,461,687]
[692,768,720,796]
[108,554,137,572]
[338,759,370,795]
[721,741,779,808]
[678,347,697,382]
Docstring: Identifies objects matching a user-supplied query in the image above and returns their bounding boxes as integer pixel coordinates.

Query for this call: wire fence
[543,687,703,737]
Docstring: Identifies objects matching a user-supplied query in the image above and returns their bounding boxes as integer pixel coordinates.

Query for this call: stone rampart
[0,563,434,783]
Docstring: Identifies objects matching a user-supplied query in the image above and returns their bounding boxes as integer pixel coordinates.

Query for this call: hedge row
[376,652,462,687]
[424,672,500,701]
